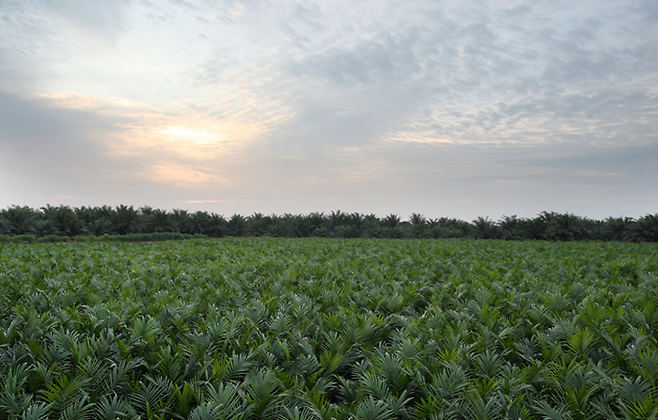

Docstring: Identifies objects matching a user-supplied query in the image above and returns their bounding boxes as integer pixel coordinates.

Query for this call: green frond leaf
[532,400,573,420]
[21,402,51,420]
[354,397,394,420]
[58,398,94,420]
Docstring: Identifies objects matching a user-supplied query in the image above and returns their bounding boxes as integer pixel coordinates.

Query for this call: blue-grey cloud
[0,92,135,197]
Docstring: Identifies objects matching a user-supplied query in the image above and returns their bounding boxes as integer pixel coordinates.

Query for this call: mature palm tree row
[1,205,657,242]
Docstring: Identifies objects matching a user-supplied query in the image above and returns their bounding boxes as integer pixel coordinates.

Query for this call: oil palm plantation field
[1,237,657,419]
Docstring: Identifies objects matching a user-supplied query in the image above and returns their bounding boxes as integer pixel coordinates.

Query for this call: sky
[1,0,656,221]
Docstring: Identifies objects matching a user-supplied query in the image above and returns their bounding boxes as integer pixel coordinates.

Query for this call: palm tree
[596,217,627,241]
[347,213,365,230]
[381,214,401,228]
[472,217,499,239]
[74,206,95,231]
[498,215,527,240]
[276,213,296,237]
[89,217,114,236]
[171,209,191,233]
[0,205,38,235]
[544,213,587,241]
[147,209,172,233]
[41,204,85,237]
[334,224,362,238]
[248,213,269,236]
[205,213,226,237]
[139,206,154,217]
[0,217,10,235]
[332,213,365,238]
[113,205,141,235]
[227,214,247,236]
[267,215,286,237]
[190,211,211,235]
[408,213,427,238]
[35,218,60,237]
[288,214,310,237]
[380,214,402,239]
[306,212,326,234]
[522,217,545,240]
[623,214,658,242]
[328,211,348,230]
[427,217,462,238]
[88,205,116,236]
[452,218,473,237]
[362,214,381,238]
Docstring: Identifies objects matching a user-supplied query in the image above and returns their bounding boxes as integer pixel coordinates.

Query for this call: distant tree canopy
[0,205,656,242]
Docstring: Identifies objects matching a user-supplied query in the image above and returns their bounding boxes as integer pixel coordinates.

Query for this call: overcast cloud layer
[1,0,656,220]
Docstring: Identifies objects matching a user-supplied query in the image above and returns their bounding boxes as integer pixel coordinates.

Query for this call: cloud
[0,91,236,199]
[212,0,658,156]
[146,163,221,187]
[0,91,135,186]
[1,0,656,218]
[34,91,162,112]
[179,199,252,204]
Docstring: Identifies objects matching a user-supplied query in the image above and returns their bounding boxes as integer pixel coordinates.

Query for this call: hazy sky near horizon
[1,0,656,221]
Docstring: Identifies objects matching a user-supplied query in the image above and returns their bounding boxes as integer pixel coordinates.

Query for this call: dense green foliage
[1,238,657,419]
[0,233,209,245]
[1,205,657,241]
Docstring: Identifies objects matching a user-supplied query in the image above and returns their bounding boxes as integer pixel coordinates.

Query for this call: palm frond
[94,394,131,420]
[58,398,94,420]
[279,406,317,420]
[532,400,573,420]
[129,375,172,416]
[358,372,391,401]
[187,402,226,420]
[211,353,253,383]
[41,376,86,418]
[463,394,501,420]
[204,382,244,419]
[20,402,51,420]
[618,392,658,420]
[473,350,503,379]
[354,397,394,420]
[243,368,283,419]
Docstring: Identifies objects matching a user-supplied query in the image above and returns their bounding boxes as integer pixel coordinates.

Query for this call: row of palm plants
[1,206,657,242]
[0,238,656,419]
[0,238,658,420]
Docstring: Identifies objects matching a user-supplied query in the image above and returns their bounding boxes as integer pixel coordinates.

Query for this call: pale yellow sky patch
[121,116,267,161]
[179,199,252,204]
[337,147,362,152]
[386,133,456,144]
[35,91,162,112]
[160,126,223,145]
[34,90,273,161]
[146,163,221,187]
[32,92,240,187]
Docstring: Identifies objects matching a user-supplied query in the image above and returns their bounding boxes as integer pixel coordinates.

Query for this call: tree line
[0,205,656,242]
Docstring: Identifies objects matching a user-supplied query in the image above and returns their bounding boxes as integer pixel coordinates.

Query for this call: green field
[1,238,657,419]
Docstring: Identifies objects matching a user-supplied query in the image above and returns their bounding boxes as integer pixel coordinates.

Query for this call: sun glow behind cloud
[116,114,271,186]
[160,126,221,145]
[146,163,220,187]
[30,90,279,186]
